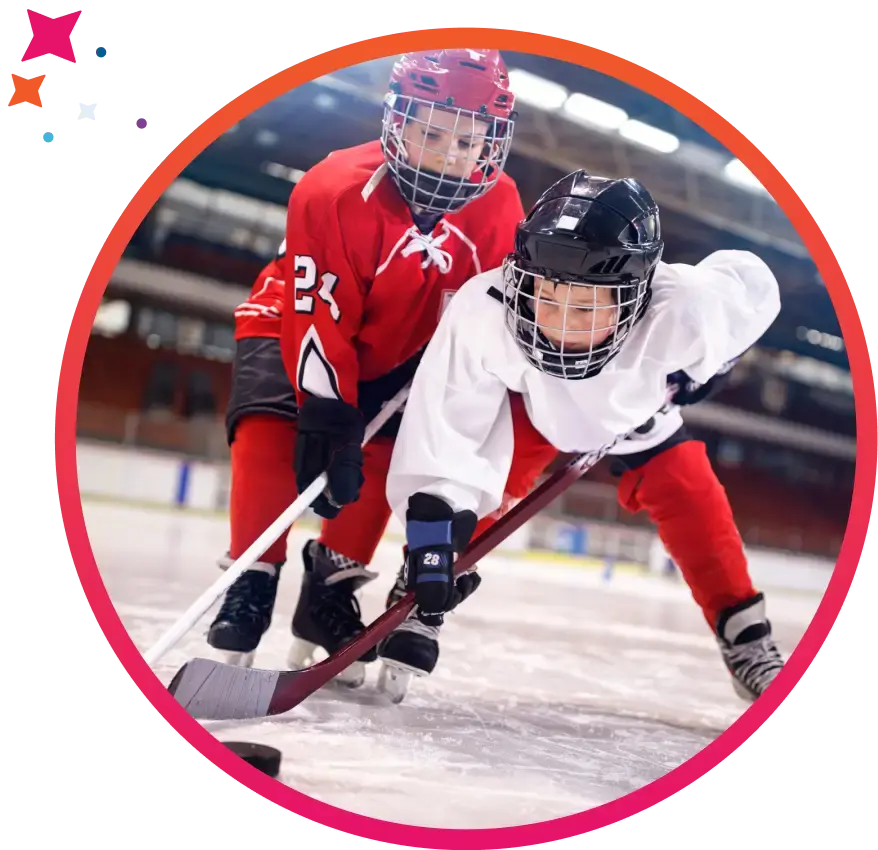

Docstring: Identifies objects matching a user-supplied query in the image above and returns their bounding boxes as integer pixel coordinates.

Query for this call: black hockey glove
[404,493,481,626]
[295,396,365,520]
[667,358,738,407]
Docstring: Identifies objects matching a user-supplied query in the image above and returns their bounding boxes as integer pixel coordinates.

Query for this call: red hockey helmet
[388,49,515,120]
[381,49,517,214]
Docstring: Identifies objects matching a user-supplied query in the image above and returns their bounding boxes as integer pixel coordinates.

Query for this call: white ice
[83,501,822,829]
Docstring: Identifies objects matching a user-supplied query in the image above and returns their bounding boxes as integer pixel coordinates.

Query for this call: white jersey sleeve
[385,276,514,522]
[659,250,781,383]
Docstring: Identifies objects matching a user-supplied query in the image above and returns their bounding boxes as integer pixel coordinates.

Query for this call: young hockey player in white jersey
[378,169,786,704]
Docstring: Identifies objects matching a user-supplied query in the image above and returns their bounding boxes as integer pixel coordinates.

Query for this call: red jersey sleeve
[280,184,368,408]
[477,178,526,270]
[233,247,287,340]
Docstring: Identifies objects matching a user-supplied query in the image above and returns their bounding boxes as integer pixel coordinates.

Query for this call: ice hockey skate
[288,540,379,688]
[375,564,439,702]
[206,560,283,668]
[716,592,785,701]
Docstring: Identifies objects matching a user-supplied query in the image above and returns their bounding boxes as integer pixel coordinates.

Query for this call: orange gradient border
[50,26,878,850]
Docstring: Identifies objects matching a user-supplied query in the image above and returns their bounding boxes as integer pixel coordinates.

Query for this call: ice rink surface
[83,501,824,828]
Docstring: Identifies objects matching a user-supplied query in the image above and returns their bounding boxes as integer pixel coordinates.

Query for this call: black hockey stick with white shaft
[142,384,411,667]
[166,405,676,720]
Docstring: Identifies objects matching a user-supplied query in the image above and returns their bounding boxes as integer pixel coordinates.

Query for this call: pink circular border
[55,26,876,850]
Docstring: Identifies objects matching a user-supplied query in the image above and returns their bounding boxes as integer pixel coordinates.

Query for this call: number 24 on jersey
[292,255,341,321]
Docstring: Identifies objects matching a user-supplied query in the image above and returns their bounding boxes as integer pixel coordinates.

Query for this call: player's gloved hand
[404,493,480,626]
[295,396,365,520]
[667,358,738,407]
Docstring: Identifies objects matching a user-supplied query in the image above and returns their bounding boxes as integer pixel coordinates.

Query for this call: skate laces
[312,542,378,591]
[724,636,784,692]
[218,569,277,624]
[312,579,368,641]
[385,566,407,608]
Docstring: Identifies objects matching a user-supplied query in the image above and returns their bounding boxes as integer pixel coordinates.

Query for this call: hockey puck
[222,741,282,778]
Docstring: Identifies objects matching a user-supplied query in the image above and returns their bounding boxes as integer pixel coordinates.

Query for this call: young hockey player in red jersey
[381,170,786,703]
[208,49,526,683]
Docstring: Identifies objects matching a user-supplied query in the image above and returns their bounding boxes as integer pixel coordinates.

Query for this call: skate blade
[287,638,366,689]
[376,659,427,704]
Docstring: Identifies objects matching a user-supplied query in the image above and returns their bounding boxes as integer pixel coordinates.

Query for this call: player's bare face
[533,280,619,352]
[401,104,491,180]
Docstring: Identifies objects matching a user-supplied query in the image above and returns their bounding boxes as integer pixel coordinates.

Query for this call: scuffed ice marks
[201,689,716,827]
[85,502,818,829]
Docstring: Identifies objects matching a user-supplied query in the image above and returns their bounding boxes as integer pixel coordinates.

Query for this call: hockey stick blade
[167,597,417,720]
[166,447,607,721]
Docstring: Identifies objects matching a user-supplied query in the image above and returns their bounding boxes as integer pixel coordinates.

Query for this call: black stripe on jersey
[487,285,503,304]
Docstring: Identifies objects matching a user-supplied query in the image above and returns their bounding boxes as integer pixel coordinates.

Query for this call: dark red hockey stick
[166,445,616,721]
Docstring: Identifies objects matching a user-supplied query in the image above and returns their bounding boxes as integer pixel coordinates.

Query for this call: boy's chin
[547,340,593,354]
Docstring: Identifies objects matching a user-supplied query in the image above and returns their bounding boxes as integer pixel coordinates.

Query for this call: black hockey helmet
[502,170,663,379]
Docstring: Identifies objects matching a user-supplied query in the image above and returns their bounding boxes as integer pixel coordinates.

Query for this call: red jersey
[233,248,287,341]
[278,140,524,408]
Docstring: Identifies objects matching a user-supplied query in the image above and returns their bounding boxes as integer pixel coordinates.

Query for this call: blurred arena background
[76,53,853,596]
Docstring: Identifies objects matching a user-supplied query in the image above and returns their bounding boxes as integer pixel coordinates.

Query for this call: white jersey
[385,250,781,521]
